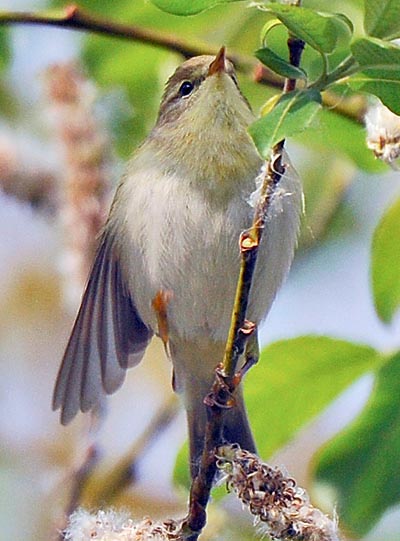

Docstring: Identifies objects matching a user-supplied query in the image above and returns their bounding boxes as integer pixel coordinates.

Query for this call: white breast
[112,144,302,343]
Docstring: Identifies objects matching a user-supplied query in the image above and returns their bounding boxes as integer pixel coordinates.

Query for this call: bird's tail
[170,337,256,478]
[185,376,256,479]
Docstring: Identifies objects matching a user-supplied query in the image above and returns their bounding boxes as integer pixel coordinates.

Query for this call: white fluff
[64,509,180,541]
[365,99,400,167]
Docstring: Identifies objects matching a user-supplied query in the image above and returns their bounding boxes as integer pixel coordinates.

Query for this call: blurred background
[1,0,400,540]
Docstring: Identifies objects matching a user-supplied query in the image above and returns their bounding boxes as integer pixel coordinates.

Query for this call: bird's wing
[52,230,153,425]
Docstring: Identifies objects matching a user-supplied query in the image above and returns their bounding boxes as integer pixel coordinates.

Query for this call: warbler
[53,48,302,477]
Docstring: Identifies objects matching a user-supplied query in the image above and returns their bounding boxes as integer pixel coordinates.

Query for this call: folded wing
[53,231,153,425]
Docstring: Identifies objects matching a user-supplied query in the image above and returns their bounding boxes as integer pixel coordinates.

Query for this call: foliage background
[0,0,400,540]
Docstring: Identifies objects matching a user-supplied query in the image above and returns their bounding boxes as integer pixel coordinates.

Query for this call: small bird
[53,47,302,477]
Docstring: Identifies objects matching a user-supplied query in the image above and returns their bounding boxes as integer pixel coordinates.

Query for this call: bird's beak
[208,46,227,76]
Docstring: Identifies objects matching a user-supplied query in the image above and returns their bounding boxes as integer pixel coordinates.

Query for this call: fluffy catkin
[217,445,339,541]
[64,509,182,541]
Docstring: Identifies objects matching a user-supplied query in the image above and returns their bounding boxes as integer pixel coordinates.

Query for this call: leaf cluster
[148,0,400,159]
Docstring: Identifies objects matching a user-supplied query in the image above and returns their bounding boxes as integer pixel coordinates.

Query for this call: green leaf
[149,0,242,16]
[351,37,400,70]
[0,29,14,117]
[371,197,400,323]
[348,77,400,116]
[314,352,400,536]
[365,0,400,40]
[349,37,400,114]
[264,5,346,53]
[255,47,307,80]
[246,337,382,458]
[249,89,321,158]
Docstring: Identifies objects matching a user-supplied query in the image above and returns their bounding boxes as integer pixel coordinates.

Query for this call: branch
[0,5,366,123]
[180,369,235,540]
[179,26,307,541]
[0,5,252,70]
[223,32,305,380]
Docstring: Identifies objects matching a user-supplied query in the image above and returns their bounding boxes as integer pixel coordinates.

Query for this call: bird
[53,47,302,478]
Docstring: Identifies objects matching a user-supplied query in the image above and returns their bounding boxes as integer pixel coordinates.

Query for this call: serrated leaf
[371,197,400,323]
[264,5,344,53]
[365,0,400,40]
[245,337,382,458]
[249,89,321,158]
[349,38,400,114]
[255,47,307,80]
[149,0,241,16]
[314,352,400,536]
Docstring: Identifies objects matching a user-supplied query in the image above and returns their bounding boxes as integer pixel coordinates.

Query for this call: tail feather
[169,337,256,478]
[187,386,256,479]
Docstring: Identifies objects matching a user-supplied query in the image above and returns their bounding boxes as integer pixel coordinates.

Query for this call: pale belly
[120,182,250,341]
[117,163,302,344]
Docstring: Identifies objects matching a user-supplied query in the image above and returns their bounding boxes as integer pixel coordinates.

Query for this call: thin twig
[179,24,306,541]
[0,5,252,70]
[0,5,366,123]
[181,369,235,540]
[222,33,305,380]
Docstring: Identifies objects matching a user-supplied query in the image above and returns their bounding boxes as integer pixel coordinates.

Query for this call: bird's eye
[179,81,194,97]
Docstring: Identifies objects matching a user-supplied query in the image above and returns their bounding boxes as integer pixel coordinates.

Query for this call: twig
[65,444,100,517]
[180,369,234,540]
[55,397,178,540]
[0,5,252,70]
[0,5,366,123]
[254,64,366,122]
[223,32,305,381]
[179,22,306,541]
